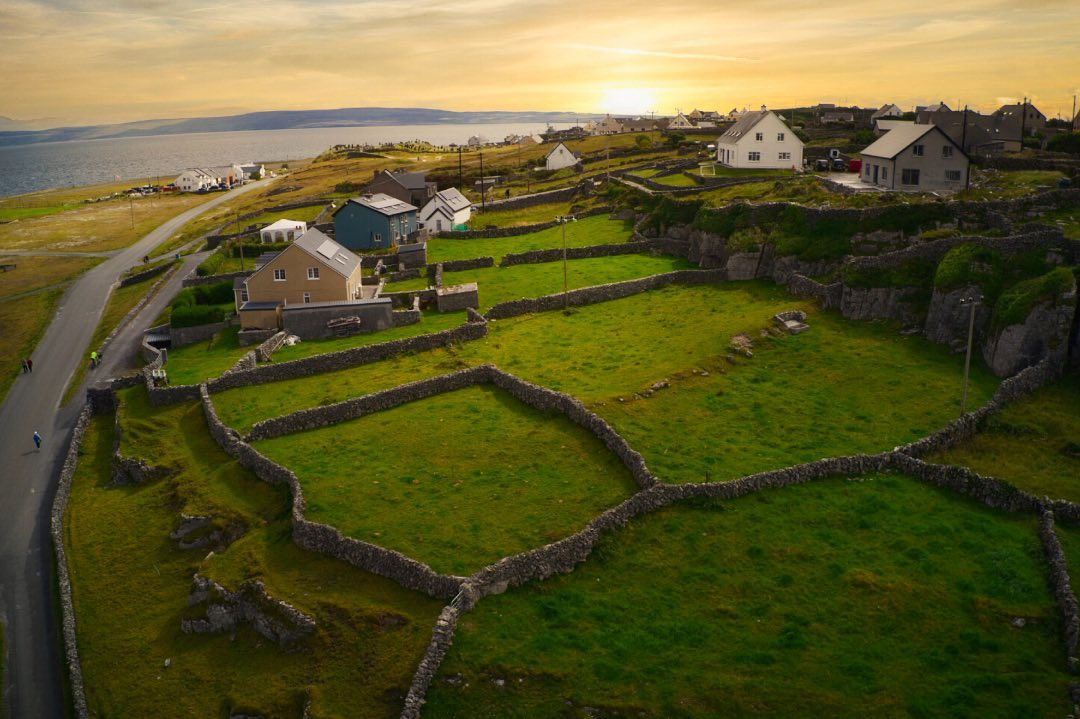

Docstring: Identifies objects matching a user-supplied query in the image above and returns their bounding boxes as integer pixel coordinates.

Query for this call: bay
[0,123,568,199]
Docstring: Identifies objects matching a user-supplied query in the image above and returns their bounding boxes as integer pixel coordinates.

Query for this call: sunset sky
[2,0,1078,128]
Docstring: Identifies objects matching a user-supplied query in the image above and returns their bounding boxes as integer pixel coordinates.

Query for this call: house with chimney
[366,169,436,208]
[859,123,969,193]
[419,188,472,233]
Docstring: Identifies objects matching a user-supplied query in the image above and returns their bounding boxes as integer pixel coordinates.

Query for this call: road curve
[0,180,266,718]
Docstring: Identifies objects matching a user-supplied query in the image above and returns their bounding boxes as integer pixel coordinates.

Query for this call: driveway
[0,179,264,718]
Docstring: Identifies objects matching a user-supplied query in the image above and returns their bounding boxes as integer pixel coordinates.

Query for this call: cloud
[563,44,750,63]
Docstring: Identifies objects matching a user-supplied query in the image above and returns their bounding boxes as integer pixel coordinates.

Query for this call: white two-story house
[419,188,472,233]
[716,109,804,170]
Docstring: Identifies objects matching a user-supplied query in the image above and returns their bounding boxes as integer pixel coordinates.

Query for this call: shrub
[232,241,289,259]
[842,257,938,289]
[196,251,227,277]
[195,281,235,305]
[934,244,1005,299]
[992,266,1076,329]
[1047,134,1080,156]
[171,288,197,309]
[170,304,225,328]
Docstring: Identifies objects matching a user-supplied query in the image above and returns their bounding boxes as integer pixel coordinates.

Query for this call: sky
[1,0,1078,128]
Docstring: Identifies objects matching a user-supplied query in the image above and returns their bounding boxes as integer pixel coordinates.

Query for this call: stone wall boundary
[787,273,843,309]
[898,357,1059,457]
[50,404,93,719]
[484,269,725,320]
[199,387,464,599]
[97,263,180,363]
[400,605,462,719]
[254,331,288,362]
[437,206,612,240]
[204,319,488,393]
[500,240,654,267]
[182,270,252,288]
[844,230,1078,274]
[1039,507,1080,670]
[118,261,174,288]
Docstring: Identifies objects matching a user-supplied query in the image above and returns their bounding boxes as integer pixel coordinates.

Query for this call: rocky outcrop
[182,574,315,649]
[984,290,1077,377]
[840,286,923,324]
[924,285,990,348]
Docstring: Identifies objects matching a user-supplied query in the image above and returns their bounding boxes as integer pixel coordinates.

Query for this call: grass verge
[0,287,64,403]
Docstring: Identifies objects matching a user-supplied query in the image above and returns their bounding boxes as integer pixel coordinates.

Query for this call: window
[755,132,763,141]
[307,267,320,280]
[373,232,382,245]
[778,152,791,160]
[945,170,962,182]
[912,144,924,156]
[748,152,761,162]
[901,168,920,185]
[942,145,953,158]
[777,133,785,142]
[882,168,888,180]
[273,268,286,281]
[240,288,248,302]
[303,292,310,303]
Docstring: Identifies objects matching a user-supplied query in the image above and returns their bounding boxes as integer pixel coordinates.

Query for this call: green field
[386,253,693,310]
[427,474,1070,717]
[65,391,444,717]
[650,172,701,187]
[425,215,634,263]
[931,374,1080,502]
[213,283,997,485]
[256,384,639,575]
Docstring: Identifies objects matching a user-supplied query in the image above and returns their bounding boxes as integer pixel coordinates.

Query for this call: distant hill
[0,107,596,147]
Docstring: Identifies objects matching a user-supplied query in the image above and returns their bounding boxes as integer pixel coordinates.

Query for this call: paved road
[0,180,264,718]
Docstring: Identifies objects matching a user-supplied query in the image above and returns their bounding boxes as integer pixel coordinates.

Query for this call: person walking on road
[26,357,32,372]
[21,359,28,373]
[33,431,42,450]
[90,350,98,368]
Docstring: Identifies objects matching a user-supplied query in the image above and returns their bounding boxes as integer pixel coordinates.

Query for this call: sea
[0,123,570,199]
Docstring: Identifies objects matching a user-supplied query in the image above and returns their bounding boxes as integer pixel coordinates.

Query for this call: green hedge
[171,305,225,328]
[232,241,289,258]
[992,266,1076,329]
[171,281,234,313]
[195,251,228,277]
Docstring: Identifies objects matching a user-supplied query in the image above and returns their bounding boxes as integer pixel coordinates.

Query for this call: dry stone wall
[182,270,252,288]
[118,261,173,287]
[205,320,488,393]
[484,269,725,320]
[182,574,316,649]
[501,240,652,266]
[1039,508,1080,670]
[50,405,93,719]
[400,606,462,719]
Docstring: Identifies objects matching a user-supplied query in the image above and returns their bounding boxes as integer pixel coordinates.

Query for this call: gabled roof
[545,142,578,159]
[435,187,471,212]
[291,228,362,279]
[874,119,914,133]
[860,123,965,160]
[339,193,417,217]
[871,103,903,120]
[379,170,430,191]
[719,110,769,142]
[262,218,306,232]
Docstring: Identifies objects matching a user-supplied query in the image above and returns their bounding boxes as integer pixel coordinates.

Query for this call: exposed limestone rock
[984,294,1077,377]
[182,575,315,649]
[924,285,990,348]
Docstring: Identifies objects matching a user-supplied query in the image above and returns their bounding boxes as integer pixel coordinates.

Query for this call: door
[872,165,879,184]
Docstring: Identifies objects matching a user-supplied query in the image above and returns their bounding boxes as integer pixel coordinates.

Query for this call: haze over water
[0,123,567,198]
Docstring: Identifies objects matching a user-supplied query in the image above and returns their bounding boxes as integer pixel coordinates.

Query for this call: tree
[666,132,685,148]
[635,135,653,150]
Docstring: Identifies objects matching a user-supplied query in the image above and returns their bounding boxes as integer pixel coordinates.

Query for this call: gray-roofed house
[235,228,370,331]
[332,193,419,251]
[367,169,437,207]
[419,187,472,233]
[716,108,804,170]
[859,123,969,193]
[871,103,904,121]
[544,142,581,171]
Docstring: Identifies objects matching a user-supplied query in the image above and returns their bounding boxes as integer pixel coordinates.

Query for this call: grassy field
[958,169,1067,201]
[466,201,578,229]
[426,473,1069,718]
[256,384,639,575]
[0,193,209,254]
[270,310,467,362]
[0,287,65,401]
[212,283,997,484]
[650,172,701,187]
[425,215,633,264]
[930,374,1080,502]
[0,255,103,300]
[387,253,692,310]
[65,391,445,717]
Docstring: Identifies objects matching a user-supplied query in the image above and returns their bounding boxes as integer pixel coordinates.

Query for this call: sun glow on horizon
[598,87,658,117]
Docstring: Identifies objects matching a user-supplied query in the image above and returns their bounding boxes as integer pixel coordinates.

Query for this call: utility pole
[1072,95,1077,133]
[458,147,463,188]
[234,212,245,271]
[556,215,575,308]
[1020,96,1028,149]
[479,150,486,211]
[129,193,135,229]
[961,104,968,154]
[959,295,982,416]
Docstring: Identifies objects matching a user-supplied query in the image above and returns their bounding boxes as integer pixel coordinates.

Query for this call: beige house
[859,124,969,194]
[236,228,365,330]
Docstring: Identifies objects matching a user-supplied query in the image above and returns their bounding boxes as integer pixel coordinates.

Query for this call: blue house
[332,193,418,251]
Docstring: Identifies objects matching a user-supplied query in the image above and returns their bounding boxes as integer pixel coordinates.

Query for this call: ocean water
[0,123,567,198]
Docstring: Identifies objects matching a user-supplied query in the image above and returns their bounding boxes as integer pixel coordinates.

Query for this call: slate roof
[291,228,362,279]
[387,171,430,191]
[718,111,769,143]
[343,193,417,217]
[860,123,952,159]
[434,187,471,212]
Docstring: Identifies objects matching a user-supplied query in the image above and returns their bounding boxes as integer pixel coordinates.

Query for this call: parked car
[832,158,847,172]
[814,159,829,171]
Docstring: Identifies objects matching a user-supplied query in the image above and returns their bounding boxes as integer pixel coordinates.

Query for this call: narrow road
[0,180,265,718]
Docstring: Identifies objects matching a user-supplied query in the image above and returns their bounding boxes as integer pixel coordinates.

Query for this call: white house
[716,109,804,170]
[175,168,219,193]
[234,163,266,181]
[419,188,472,233]
[871,103,904,121]
[668,112,696,129]
[259,218,308,244]
[859,123,969,194]
[544,142,581,171]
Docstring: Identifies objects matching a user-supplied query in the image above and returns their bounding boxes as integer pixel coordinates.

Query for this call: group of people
[20,357,33,373]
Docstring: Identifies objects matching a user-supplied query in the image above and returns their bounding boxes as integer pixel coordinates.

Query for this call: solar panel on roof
[315,239,338,259]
